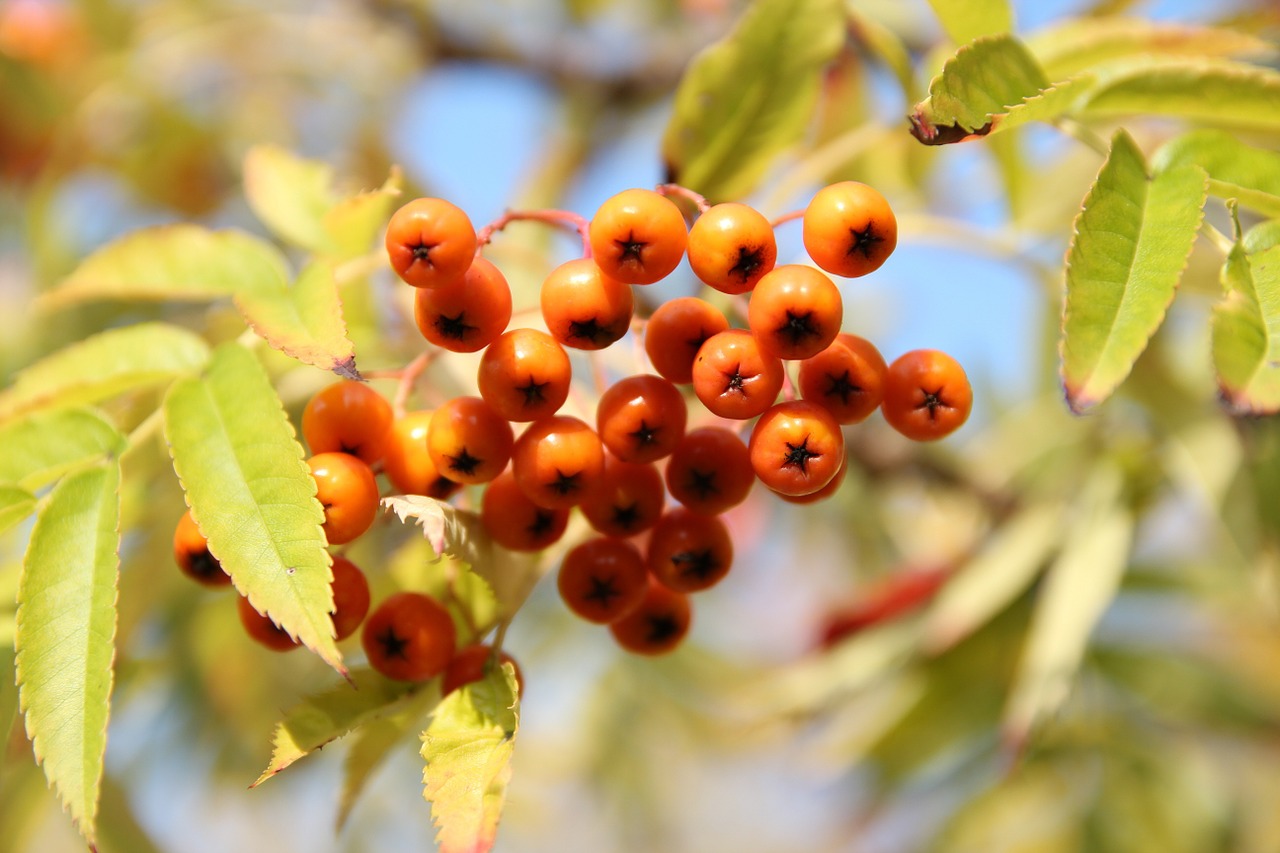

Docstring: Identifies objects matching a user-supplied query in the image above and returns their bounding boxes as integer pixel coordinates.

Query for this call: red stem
[770,209,804,229]
[656,183,711,215]
[476,209,592,258]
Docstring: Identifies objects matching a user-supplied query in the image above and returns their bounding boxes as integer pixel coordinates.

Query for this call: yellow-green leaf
[163,343,342,672]
[1082,58,1280,132]
[0,323,209,423]
[1060,130,1208,412]
[985,74,1097,137]
[15,461,120,849]
[235,262,359,378]
[243,145,337,253]
[1153,129,1280,219]
[40,225,290,309]
[0,408,125,489]
[322,167,404,260]
[925,0,1013,46]
[661,0,844,200]
[422,664,519,853]
[337,689,435,830]
[0,486,36,536]
[1213,242,1280,413]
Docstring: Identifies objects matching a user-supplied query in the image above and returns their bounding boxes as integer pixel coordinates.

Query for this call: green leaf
[235,262,359,378]
[15,461,121,849]
[243,145,337,253]
[661,0,844,200]
[383,496,542,622]
[925,0,1013,46]
[252,668,423,787]
[984,74,1097,137]
[0,486,36,536]
[40,225,290,309]
[337,690,435,830]
[422,664,519,853]
[322,167,404,260]
[163,343,342,672]
[909,34,1050,144]
[0,408,125,489]
[1213,243,1280,413]
[1003,468,1133,749]
[1060,130,1208,412]
[1153,130,1280,218]
[1081,58,1280,132]
[0,323,210,423]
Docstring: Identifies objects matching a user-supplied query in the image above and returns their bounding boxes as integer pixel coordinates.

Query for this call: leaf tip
[333,357,362,382]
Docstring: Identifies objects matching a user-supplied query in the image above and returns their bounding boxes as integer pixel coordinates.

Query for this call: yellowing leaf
[15,461,121,849]
[244,145,338,253]
[1213,242,1280,413]
[235,262,359,378]
[925,0,1013,46]
[322,167,404,260]
[163,343,342,673]
[0,408,125,489]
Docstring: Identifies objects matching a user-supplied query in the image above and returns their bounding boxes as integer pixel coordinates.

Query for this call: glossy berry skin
[329,555,372,641]
[237,595,300,651]
[480,470,571,552]
[596,374,687,464]
[173,508,231,587]
[747,264,843,361]
[802,182,897,278]
[748,401,845,497]
[687,202,777,295]
[385,197,477,289]
[308,452,380,545]
[361,591,457,682]
[301,380,393,465]
[441,644,524,697]
[581,454,665,538]
[477,328,571,423]
[413,255,512,353]
[691,329,785,420]
[558,536,649,624]
[588,188,688,285]
[540,258,633,351]
[381,411,464,500]
[646,508,734,594]
[511,415,606,510]
[880,349,972,442]
[643,296,729,385]
[609,578,692,656]
[663,427,754,516]
[427,396,514,485]
[797,334,887,424]
[775,455,847,504]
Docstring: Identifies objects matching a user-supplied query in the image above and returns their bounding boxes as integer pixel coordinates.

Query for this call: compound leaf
[1060,130,1207,412]
[422,665,519,853]
[0,408,125,489]
[163,343,342,673]
[1153,129,1280,219]
[15,461,120,849]
[235,262,359,378]
[1081,58,1280,132]
[243,145,337,253]
[661,0,844,200]
[925,0,1013,46]
[1213,242,1280,413]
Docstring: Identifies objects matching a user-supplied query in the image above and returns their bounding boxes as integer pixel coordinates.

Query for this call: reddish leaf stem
[476,209,592,258]
[656,183,711,215]
[770,209,804,229]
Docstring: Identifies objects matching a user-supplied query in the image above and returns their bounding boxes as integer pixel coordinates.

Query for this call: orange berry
[748,400,845,497]
[361,591,457,681]
[558,536,649,624]
[797,334,887,424]
[691,329,785,420]
[687,202,777,294]
[581,454,666,538]
[480,470,571,552]
[330,555,372,641]
[301,380,393,465]
[426,396,514,485]
[510,415,606,510]
[646,508,734,594]
[173,508,231,587]
[237,595,300,652]
[308,452,380,545]
[477,328,572,423]
[608,578,692,655]
[385,197,477,289]
[663,427,755,516]
[413,255,512,353]
[643,296,729,385]
[802,182,897,278]
[880,349,972,441]
[596,374,687,464]
[540,258,633,350]
[441,644,524,697]
[588,188,688,285]
[381,411,464,500]
[747,264,843,361]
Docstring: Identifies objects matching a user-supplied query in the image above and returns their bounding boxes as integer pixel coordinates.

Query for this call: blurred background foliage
[3,0,1280,851]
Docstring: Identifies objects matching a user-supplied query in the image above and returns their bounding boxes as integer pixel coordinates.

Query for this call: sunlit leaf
[1060,130,1207,412]
[252,668,424,787]
[0,408,125,489]
[235,262,359,378]
[163,343,342,672]
[925,0,1013,46]
[848,10,918,102]
[337,690,434,830]
[1213,242,1280,413]
[15,461,120,849]
[243,145,337,253]
[1082,58,1280,132]
[0,324,209,422]
[39,225,290,309]
[0,486,36,536]
[1153,130,1280,218]
[323,167,404,260]
[661,0,844,200]
[985,74,1097,136]
[422,664,519,853]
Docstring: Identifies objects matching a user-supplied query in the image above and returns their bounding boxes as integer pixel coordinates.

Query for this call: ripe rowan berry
[802,182,897,278]
[646,508,734,594]
[301,380,393,465]
[441,644,524,697]
[581,453,665,538]
[480,469,571,552]
[558,536,649,624]
[237,594,300,651]
[426,396,514,485]
[308,452,380,545]
[663,427,754,516]
[588,188,688,285]
[511,415,606,510]
[774,454,847,504]
[477,328,572,423]
[880,349,972,441]
[596,374,687,464]
[608,578,692,656]
[381,411,464,500]
[361,591,457,681]
[385,197,477,289]
[748,401,845,497]
[413,255,512,353]
[687,202,777,294]
[691,329,785,420]
[330,555,372,641]
[643,296,729,385]
[747,264,843,362]
[173,508,231,587]
[797,334,887,424]
[540,258,633,350]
